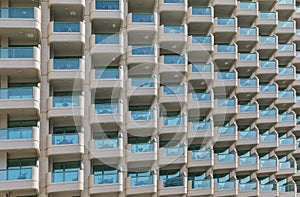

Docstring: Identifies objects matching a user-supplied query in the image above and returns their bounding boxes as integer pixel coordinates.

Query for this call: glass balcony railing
[191,63,211,72]
[217,18,235,26]
[240,156,257,165]
[53,22,80,32]
[131,143,153,153]
[163,176,184,187]
[279,90,294,98]
[132,45,154,55]
[297,29,300,35]
[95,0,120,10]
[239,53,257,61]
[130,175,153,186]
[52,171,78,183]
[164,55,185,64]
[278,0,293,4]
[132,13,154,22]
[260,12,276,19]
[94,173,118,184]
[239,2,257,9]
[95,34,120,44]
[192,121,211,130]
[278,21,294,28]
[163,25,184,34]
[279,44,294,51]
[192,92,211,101]
[240,182,257,191]
[191,35,212,44]
[239,27,257,35]
[0,87,33,99]
[217,45,235,52]
[261,183,277,192]
[217,99,235,107]
[260,60,276,68]
[163,86,184,95]
[280,184,295,193]
[131,78,154,88]
[240,78,257,86]
[95,103,119,114]
[53,59,80,70]
[94,138,118,149]
[192,179,211,189]
[217,126,235,135]
[280,161,294,169]
[95,68,119,79]
[217,181,235,190]
[260,159,277,167]
[297,74,300,80]
[163,147,184,156]
[240,104,257,112]
[240,130,257,139]
[260,85,276,92]
[0,127,33,140]
[259,36,276,43]
[217,153,235,162]
[279,113,294,122]
[279,137,294,145]
[163,116,183,126]
[0,167,33,181]
[218,72,236,80]
[164,0,184,3]
[0,47,34,58]
[260,134,277,142]
[52,96,79,107]
[191,7,211,15]
[131,110,152,120]
[260,109,276,117]
[52,133,78,145]
[0,8,34,18]
[191,150,211,160]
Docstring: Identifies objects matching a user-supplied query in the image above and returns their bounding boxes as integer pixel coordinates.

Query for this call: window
[8,120,38,128]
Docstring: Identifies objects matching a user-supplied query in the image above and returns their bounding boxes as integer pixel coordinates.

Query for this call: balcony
[276,0,295,20]
[188,177,213,196]
[0,87,40,115]
[90,0,124,32]
[47,133,84,156]
[235,27,258,52]
[213,71,238,96]
[213,125,238,146]
[239,181,259,197]
[159,146,187,166]
[187,121,213,141]
[214,180,238,197]
[158,25,187,53]
[213,97,238,121]
[0,127,39,153]
[89,67,123,90]
[0,166,39,192]
[158,0,187,24]
[159,55,187,74]
[237,128,259,147]
[276,43,296,65]
[89,171,123,195]
[258,158,278,175]
[237,154,259,172]
[212,17,237,43]
[127,45,158,66]
[0,47,40,79]
[260,182,278,197]
[90,102,123,125]
[186,35,214,62]
[236,103,259,125]
[256,36,278,59]
[0,7,41,44]
[277,159,297,176]
[257,131,278,151]
[213,44,238,70]
[158,115,187,136]
[187,149,213,168]
[187,92,213,117]
[256,108,278,129]
[276,21,295,43]
[256,84,278,106]
[47,170,84,193]
[256,60,278,83]
[187,63,213,88]
[256,12,278,35]
[236,78,259,100]
[186,7,213,34]
[126,174,157,196]
[235,53,259,76]
[276,112,296,132]
[47,96,84,118]
[126,143,157,167]
[90,34,124,65]
[277,135,296,153]
[275,89,296,110]
[279,183,296,197]
[158,85,187,106]
[126,110,157,135]
[126,77,157,99]
[158,176,187,196]
[127,13,158,44]
[48,58,85,81]
[212,0,237,17]
[236,2,258,26]
[214,152,237,171]
[276,66,296,88]
[89,136,123,162]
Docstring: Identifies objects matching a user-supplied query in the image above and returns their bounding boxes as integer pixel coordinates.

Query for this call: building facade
[0,0,300,196]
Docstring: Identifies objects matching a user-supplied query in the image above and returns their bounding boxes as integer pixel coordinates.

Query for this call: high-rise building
[0,0,300,196]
